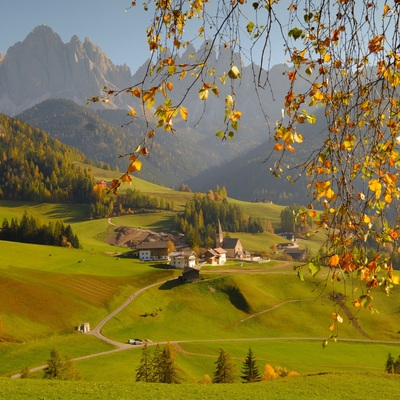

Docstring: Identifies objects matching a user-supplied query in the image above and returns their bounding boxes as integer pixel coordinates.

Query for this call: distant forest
[173,188,272,248]
[0,212,80,249]
[0,114,94,203]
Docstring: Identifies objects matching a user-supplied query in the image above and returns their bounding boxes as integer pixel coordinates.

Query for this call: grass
[1,372,400,400]
[1,199,399,394]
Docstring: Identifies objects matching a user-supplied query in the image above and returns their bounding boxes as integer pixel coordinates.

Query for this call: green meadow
[0,191,399,397]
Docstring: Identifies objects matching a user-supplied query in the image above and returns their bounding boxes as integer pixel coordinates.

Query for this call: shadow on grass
[44,204,89,222]
[158,278,183,290]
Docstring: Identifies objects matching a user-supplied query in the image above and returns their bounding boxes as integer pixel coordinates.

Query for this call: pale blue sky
[0,0,290,73]
[0,0,151,71]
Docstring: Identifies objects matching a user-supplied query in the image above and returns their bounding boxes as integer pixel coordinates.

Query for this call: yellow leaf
[329,323,335,332]
[180,106,188,121]
[383,4,390,16]
[391,275,400,284]
[127,107,136,117]
[363,214,371,224]
[368,179,382,199]
[324,53,331,63]
[133,159,142,172]
[199,88,209,100]
[167,81,173,91]
[228,65,241,79]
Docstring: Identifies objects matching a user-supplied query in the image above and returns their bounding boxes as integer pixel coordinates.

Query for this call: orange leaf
[328,254,340,267]
[120,173,132,183]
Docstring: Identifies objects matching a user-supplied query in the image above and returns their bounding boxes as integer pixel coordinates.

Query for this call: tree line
[136,345,298,384]
[174,189,270,249]
[385,353,400,374]
[0,212,80,249]
[88,186,175,219]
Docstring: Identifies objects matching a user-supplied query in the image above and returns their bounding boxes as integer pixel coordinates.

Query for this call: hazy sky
[0,0,151,71]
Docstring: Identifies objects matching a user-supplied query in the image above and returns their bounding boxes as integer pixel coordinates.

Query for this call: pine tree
[241,347,261,383]
[135,344,153,382]
[150,344,163,383]
[394,356,400,374]
[20,366,31,379]
[213,348,236,383]
[43,349,81,380]
[385,353,395,374]
[160,343,180,384]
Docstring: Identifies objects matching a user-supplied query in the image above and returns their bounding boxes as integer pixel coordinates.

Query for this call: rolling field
[0,199,399,394]
[1,372,400,400]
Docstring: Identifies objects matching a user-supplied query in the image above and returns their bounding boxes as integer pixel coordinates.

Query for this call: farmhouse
[169,250,197,269]
[179,266,201,283]
[284,247,308,261]
[136,240,173,261]
[204,247,227,265]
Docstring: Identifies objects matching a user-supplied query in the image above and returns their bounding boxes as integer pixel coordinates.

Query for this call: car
[128,339,143,345]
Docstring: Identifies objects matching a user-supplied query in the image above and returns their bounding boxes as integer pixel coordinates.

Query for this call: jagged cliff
[0,25,133,116]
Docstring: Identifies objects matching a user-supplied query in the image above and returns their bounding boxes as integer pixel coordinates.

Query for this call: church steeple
[216,219,224,248]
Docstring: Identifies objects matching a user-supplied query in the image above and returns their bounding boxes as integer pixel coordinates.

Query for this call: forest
[0,212,80,249]
[0,114,94,203]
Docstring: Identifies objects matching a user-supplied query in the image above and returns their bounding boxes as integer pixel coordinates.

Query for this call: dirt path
[87,279,171,348]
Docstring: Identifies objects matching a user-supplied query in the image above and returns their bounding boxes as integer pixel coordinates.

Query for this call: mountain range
[0,25,326,204]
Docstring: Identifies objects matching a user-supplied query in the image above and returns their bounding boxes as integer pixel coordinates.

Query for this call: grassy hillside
[1,373,400,399]
[0,199,399,387]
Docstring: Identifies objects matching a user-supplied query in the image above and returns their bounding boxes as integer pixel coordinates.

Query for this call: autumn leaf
[228,65,241,79]
[180,106,188,121]
[120,173,132,183]
[127,107,136,117]
[328,254,340,267]
[368,179,382,199]
[199,87,209,100]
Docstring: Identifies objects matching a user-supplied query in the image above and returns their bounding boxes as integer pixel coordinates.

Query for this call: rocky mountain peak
[0,25,133,116]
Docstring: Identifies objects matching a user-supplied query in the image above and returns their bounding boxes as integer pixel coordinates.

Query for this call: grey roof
[136,241,170,250]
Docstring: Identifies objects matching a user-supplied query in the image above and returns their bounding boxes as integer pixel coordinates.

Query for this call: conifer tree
[241,347,261,383]
[394,356,400,375]
[43,349,81,380]
[135,344,153,382]
[385,353,395,374]
[160,343,180,384]
[213,348,236,384]
[150,344,163,383]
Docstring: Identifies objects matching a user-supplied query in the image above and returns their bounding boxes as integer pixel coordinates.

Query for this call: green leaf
[216,131,224,138]
[247,21,255,35]
[308,262,320,278]
[288,27,303,40]
[227,131,235,140]
[297,268,305,282]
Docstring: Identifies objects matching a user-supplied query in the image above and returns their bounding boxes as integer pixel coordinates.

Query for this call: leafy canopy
[92,1,400,334]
